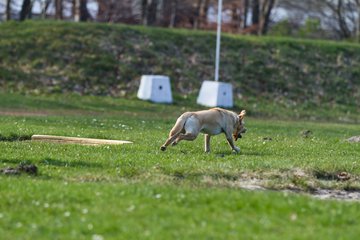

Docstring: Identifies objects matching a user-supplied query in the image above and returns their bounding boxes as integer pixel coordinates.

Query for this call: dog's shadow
[240,151,266,156]
[211,149,267,157]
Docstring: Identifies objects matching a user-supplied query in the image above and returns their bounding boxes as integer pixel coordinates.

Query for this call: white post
[197,0,233,108]
[215,0,223,82]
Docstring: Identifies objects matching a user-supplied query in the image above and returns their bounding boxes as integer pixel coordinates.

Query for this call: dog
[160,108,246,153]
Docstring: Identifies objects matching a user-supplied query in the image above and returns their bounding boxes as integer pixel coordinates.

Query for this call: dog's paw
[232,147,241,153]
[160,146,167,151]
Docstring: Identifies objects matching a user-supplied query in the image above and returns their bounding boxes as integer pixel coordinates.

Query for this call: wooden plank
[31,135,133,145]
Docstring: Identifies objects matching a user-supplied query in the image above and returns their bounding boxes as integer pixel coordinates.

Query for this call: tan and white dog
[160,108,246,153]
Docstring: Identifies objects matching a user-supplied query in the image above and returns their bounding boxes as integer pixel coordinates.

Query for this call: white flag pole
[197,0,233,108]
[215,0,223,82]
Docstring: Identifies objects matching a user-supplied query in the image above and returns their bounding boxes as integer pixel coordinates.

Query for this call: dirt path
[0,109,50,116]
[0,108,103,117]
[236,179,360,202]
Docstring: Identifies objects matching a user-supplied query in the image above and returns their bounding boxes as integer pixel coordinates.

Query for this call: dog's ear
[239,110,246,120]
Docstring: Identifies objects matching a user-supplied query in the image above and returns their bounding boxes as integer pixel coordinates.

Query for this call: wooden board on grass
[31,135,133,145]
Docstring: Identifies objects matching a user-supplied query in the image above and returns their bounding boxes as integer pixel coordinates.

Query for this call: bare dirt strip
[235,179,360,202]
[0,109,50,116]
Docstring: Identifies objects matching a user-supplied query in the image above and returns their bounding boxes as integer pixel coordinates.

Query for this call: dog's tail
[160,112,193,151]
[169,112,193,137]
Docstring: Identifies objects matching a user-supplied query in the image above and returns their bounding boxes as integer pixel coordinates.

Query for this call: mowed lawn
[0,93,360,239]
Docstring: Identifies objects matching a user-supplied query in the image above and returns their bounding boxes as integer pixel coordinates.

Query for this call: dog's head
[233,110,246,141]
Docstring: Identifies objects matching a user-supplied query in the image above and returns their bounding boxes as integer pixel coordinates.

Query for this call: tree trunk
[73,0,80,21]
[336,0,351,38]
[156,0,164,24]
[5,0,11,20]
[41,0,51,19]
[243,0,249,29]
[141,0,148,25]
[20,0,32,21]
[55,0,63,20]
[193,0,204,29]
[169,0,177,28]
[251,0,260,25]
[79,0,90,21]
[259,0,276,35]
[231,2,242,32]
[147,0,158,26]
[74,0,90,22]
[357,0,360,42]
[96,0,107,22]
[326,0,351,39]
[199,0,209,28]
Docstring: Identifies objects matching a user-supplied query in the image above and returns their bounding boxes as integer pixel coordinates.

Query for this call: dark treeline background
[1,0,360,41]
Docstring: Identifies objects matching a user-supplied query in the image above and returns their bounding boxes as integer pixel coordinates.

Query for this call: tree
[96,0,108,22]
[73,0,90,21]
[325,0,351,38]
[154,0,174,27]
[20,0,32,21]
[5,0,12,20]
[251,0,277,35]
[141,0,158,26]
[252,0,260,26]
[55,0,63,19]
[79,0,90,21]
[356,0,360,41]
[96,0,137,23]
[278,0,360,40]
[227,0,249,32]
[193,0,209,29]
[243,0,249,28]
[259,0,276,34]
[73,0,80,21]
[39,0,51,19]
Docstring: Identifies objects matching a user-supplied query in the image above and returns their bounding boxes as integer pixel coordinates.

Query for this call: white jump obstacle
[137,75,173,104]
[197,80,233,108]
[197,0,234,108]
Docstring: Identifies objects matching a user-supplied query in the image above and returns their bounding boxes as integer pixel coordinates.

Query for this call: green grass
[0,93,360,239]
[2,180,360,240]
[0,91,358,123]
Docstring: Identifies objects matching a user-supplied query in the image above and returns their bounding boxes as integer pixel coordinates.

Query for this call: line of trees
[278,0,360,41]
[1,0,279,35]
[2,0,360,41]
[4,0,91,22]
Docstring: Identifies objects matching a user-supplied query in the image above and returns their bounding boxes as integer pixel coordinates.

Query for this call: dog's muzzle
[235,128,247,141]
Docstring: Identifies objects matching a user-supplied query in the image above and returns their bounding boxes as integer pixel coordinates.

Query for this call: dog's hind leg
[172,119,200,146]
[173,132,198,145]
[160,114,191,151]
[160,132,181,151]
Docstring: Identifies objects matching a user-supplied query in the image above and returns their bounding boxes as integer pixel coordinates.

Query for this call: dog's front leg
[204,134,211,153]
[225,133,240,153]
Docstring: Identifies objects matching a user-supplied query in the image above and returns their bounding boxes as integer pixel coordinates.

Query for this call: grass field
[1,93,360,239]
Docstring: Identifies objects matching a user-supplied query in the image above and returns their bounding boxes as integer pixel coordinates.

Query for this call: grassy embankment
[0,20,359,122]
